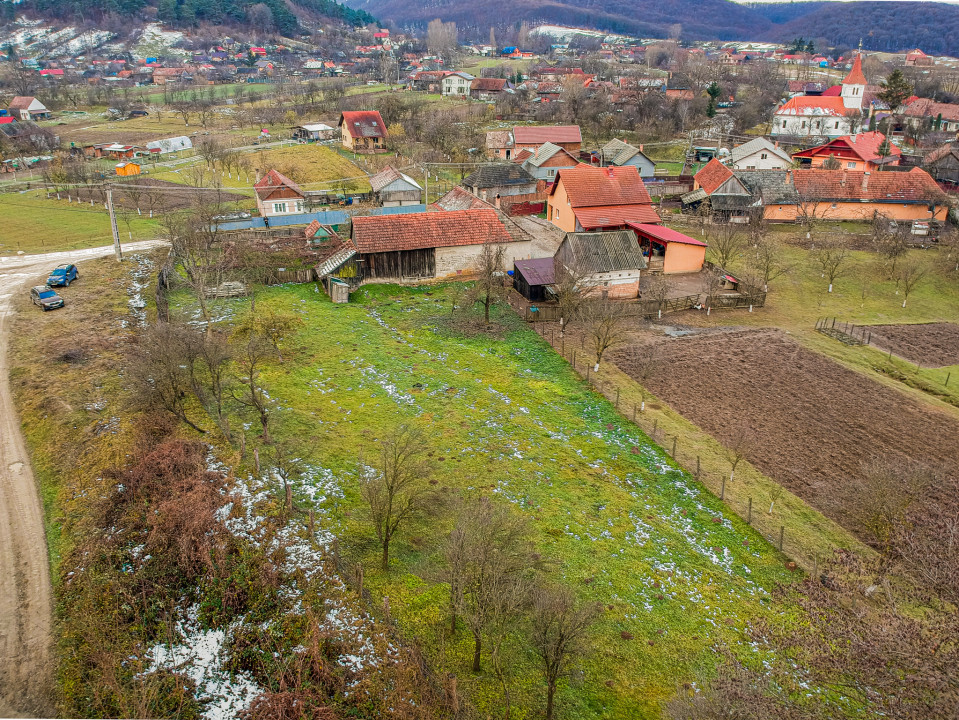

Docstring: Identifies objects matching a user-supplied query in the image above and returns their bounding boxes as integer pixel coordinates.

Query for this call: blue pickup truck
[46,263,79,287]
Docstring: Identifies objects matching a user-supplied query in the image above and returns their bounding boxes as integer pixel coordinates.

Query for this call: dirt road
[0,241,166,717]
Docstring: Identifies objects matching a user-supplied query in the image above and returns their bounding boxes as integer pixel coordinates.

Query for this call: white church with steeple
[772,53,869,139]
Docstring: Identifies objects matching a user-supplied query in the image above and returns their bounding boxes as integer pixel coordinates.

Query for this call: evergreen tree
[877,69,913,112]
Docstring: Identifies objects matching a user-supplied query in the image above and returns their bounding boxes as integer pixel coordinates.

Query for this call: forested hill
[345,0,959,56]
[18,0,376,36]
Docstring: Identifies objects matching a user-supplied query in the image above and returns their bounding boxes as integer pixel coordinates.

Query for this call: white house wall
[435,241,534,279]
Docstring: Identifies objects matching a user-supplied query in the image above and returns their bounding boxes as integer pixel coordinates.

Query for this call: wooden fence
[267,268,316,285]
[815,317,872,346]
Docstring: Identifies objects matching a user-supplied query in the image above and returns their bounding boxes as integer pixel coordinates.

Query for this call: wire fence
[533,324,842,574]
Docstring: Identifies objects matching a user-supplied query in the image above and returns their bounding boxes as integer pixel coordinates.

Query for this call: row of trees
[358,425,601,720]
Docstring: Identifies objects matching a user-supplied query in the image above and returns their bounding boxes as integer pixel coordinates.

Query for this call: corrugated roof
[369,165,421,192]
[352,209,513,253]
[433,186,493,211]
[462,164,536,189]
[729,137,791,165]
[628,223,707,247]
[514,257,555,285]
[559,231,648,273]
[513,125,582,145]
[254,169,304,199]
[526,142,574,168]
[599,138,647,167]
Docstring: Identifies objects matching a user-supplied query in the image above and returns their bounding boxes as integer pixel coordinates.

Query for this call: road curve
[0,240,167,717]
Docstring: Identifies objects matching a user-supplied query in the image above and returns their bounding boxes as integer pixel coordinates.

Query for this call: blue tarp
[215,205,428,232]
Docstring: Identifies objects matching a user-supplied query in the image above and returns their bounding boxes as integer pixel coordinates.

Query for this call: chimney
[850,133,858,142]
[495,194,501,209]
[607,167,615,178]
[639,144,644,152]
[862,171,870,192]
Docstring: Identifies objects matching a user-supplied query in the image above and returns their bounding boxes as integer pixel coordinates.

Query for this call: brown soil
[612,328,959,542]
[866,323,959,367]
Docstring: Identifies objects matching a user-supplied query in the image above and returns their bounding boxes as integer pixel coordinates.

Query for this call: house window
[273,202,287,213]
[835,121,840,129]
[847,161,856,169]
[801,121,806,128]
[760,153,768,159]
[782,120,787,128]
[831,203,837,209]
[547,169,555,177]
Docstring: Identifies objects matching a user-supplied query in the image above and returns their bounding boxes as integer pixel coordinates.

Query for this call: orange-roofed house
[254,169,306,217]
[693,158,738,194]
[339,110,388,153]
[512,125,583,155]
[350,209,533,280]
[792,131,901,171]
[772,53,867,138]
[546,164,660,232]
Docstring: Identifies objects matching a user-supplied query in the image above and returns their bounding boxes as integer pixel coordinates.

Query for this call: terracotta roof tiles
[551,164,652,207]
[513,125,582,145]
[352,209,513,253]
[694,158,735,194]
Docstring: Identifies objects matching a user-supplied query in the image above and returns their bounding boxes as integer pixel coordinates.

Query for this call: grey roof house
[596,138,657,178]
[369,165,422,206]
[461,164,538,205]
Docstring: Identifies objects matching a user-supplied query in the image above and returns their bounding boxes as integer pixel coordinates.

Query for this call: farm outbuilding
[628,223,706,274]
[555,230,647,299]
[115,161,141,177]
[369,165,422,206]
[293,123,336,141]
[513,257,555,302]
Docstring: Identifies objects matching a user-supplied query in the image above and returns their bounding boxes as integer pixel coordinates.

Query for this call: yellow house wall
[764,202,948,222]
[663,243,706,274]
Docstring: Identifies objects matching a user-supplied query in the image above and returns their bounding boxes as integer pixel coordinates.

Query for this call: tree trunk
[381,537,390,571]
[545,681,556,720]
[472,632,482,672]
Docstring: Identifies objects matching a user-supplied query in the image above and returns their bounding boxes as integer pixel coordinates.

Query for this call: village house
[771,53,868,139]
[594,138,657,177]
[486,130,515,160]
[512,125,583,155]
[8,96,50,121]
[792,132,900,171]
[339,110,388,153]
[461,164,539,210]
[470,77,510,101]
[899,98,959,134]
[369,165,422,206]
[514,142,581,182]
[442,71,475,97]
[554,230,647,299]
[727,137,793,170]
[546,164,660,232]
[904,48,934,67]
[349,209,532,281]
[254,169,307,218]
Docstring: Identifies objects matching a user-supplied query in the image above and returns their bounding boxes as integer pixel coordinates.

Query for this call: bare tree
[360,425,432,570]
[231,334,276,443]
[749,237,790,291]
[129,323,206,433]
[724,428,753,487]
[813,242,851,292]
[466,242,509,325]
[707,223,746,270]
[551,257,589,337]
[529,584,601,720]
[581,296,630,372]
[897,260,927,308]
[872,213,909,278]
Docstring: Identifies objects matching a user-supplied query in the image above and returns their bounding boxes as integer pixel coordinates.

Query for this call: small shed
[513,257,555,302]
[628,223,706,274]
[555,230,647,299]
[115,161,141,177]
[293,123,336,141]
[369,165,422,206]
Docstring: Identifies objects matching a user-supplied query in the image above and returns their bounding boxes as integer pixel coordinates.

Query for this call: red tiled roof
[775,95,848,117]
[253,169,304,199]
[8,96,36,110]
[628,223,706,247]
[903,98,959,123]
[575,205,660,229]
[339,110,387,139]
[821,85,842,97]
[511,148,534,164]
[792,132,901,164]
[842,54,867,85]
[352,209,513,253]
[694,158,734,195]
[513,125,582,145]
[791,167,941,202]
[551,164,652,207]
[471,77,507,92]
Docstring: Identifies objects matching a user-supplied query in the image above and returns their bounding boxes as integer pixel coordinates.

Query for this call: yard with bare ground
[865,322,959,367]
[612,328,959,545]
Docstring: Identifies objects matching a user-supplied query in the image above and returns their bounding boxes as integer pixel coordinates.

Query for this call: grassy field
[160,282,800,719]
[0,191,161,255]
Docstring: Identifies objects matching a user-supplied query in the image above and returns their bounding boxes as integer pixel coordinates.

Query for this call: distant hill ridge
[343,0,959,56]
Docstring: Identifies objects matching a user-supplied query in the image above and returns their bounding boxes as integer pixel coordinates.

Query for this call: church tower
[841,52,867,111]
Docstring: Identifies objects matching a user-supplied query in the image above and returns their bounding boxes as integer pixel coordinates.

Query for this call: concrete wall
[435,240,534,279]
[664,243,706,274]
[771,115,852,139]
[764,202,948,223]
[731,150,791,170]
[582,270,640,299]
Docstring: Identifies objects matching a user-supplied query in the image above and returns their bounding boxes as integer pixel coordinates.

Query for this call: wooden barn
[369,165,422,206]
[350,209,529,281]
[513,257,555,302]
[115,161,141,177]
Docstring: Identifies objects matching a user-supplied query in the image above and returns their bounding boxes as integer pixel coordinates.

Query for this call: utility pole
[106,184,122,262]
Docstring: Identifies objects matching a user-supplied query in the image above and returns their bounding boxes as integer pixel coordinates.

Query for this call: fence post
[946,372,951,387]
[813,554,818,578]
[586,365,590,384]
[778,526,784,551]
[671,436,677,457]
[652,419,658,439]
[616,388,620,408]
[720,476,726,500]
[747,497,752,524]
[632,404,636,422]
[696,456,701,480]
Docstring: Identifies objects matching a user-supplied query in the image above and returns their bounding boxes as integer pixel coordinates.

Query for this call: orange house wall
[764,203,948,223]
[663,243,706,274]
[546,180,578,232]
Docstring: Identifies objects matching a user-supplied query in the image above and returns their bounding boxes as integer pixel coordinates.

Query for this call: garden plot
[613,328,959,546]
[239,285,799,718]
[866,322,959,367]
